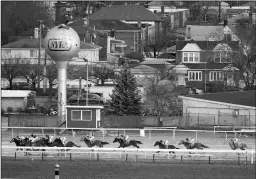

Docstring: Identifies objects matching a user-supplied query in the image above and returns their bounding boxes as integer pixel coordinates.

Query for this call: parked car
[68,93,104,105]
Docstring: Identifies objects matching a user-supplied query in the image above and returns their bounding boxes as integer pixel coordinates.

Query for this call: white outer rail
[213,126,256,139]
[2,127,256,141]
[2,146,255,164]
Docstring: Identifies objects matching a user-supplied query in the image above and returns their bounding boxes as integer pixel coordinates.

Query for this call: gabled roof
[69,19,141,31]
[1,38,101,50]
[2,90,35,98]
[182,90,256,107]
[131,65,159,74]
[176,40,239,51]
[89,5,163,21]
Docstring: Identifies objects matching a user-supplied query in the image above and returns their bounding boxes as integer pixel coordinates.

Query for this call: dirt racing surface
[1,159,255,179]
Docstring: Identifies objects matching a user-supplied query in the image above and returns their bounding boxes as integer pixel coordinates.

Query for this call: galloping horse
[154,141,179,154]
[113,137,142,148]
[80,137,109,148]
[178,140,209,150]
[227,138,248,150]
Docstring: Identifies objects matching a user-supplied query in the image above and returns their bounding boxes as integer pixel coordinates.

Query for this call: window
[71,110,92,121]
[30,50,37,58]
[188,71,202,81]
[183,52,200,63]
[214,51,229,63]
[210,71,223,81]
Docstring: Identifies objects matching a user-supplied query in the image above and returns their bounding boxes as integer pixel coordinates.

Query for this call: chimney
[55,1,61,24]
[249,6,253,25]
[34,28,39,39]
[161,5,165,14]
[187,26,191,40]
[223,19,228,27]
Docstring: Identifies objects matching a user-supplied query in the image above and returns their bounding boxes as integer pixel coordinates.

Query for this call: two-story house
[175,40,240,92]
[89,5,163,54]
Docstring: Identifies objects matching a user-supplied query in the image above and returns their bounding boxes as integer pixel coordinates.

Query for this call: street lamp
[83,58,89,106]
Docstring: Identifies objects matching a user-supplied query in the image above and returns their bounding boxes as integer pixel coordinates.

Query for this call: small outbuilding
[65,105,104,128]
[1,90,36,112]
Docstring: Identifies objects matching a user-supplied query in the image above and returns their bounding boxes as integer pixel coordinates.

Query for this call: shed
[65,105,104,128]
[1,90,36,112]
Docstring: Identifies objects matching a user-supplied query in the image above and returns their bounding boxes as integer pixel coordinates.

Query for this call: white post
[172,129,175,140]
[196,131,198,140]
[86,59,89,106]
[251,149,254,165]
[55,164,60,179]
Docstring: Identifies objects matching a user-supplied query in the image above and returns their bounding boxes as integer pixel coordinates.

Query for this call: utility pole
[218,0,222,23]
[37,20,43,91]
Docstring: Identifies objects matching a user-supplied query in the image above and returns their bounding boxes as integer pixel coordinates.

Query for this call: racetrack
[1,159,255,179]
[2,130,256,164]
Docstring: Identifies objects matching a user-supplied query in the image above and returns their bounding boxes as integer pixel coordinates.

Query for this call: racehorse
[10,137,26,152]
[80,137,109,148]
[113,137,142,148]
[178,140,209,150]
[227,138,248,150]
[52,138,81,149]
[154,141,179,154]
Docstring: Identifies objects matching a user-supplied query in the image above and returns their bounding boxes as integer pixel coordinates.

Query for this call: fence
[1,146,255,165]
[2,126,256,141]
[3,114,256,130]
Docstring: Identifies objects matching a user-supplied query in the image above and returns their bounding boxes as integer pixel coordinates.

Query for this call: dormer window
[214,51,230,63]
[183,52,200,63]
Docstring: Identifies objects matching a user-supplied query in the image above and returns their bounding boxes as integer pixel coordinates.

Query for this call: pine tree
[108,67,142,116]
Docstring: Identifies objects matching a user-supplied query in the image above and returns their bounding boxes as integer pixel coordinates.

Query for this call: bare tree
[45,59,58,101]
[144,66,179,126]
[1,54,29,90]
[229,24,256,90]
[92,62,115,85]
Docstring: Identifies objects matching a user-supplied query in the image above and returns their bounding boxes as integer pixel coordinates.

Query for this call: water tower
[44,24,80,123]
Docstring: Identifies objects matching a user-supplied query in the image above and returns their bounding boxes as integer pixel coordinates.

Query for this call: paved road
[1,159,255,179]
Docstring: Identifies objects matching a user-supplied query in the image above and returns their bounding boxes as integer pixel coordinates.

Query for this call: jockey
[86,135,95,144]
[186,138,194,148]
[30,134,39,143]
[160,140,168,148]
[60,137,68,145]
[120,134,129,145]
[49,135,56,143]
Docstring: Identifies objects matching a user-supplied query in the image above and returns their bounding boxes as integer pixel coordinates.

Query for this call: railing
[1,146,255,165]
[2,126,256,141]
[214,126,256,139]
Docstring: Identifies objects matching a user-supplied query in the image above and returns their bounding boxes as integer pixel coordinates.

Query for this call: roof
[176,40,239,51]
[182,90,256,107]
[2,90,35,98]
[89,5,163,21]
[185,25,239,41]
[2,38,101,50]
[219,12,256,25]
[157,53,176,59]
[141,58,173,65]
[183,63,239,70]
[131,65,159,74]
[70,19,140,31]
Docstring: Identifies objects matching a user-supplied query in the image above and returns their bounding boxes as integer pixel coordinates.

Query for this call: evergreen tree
[108,67,142,116]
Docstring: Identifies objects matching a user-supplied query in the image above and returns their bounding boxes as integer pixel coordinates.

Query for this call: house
[179,90,256,126]
[185,21,239,41]
[89,5,163,53]
[1,90,36,112]
[175,40,240,91]
[1,32,102,64]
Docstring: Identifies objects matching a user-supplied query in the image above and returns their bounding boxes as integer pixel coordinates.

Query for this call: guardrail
[1,146,255,165]
[2,126,256,141]
[213,126,256,139]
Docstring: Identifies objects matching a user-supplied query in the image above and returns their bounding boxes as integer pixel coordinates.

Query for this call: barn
[65,105,104,128]
[179,90,256,126]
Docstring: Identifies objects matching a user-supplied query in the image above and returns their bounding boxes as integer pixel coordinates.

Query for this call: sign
[48,39,72,51]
